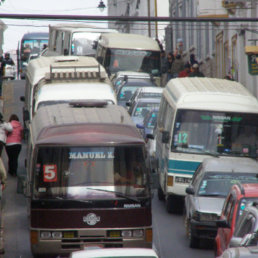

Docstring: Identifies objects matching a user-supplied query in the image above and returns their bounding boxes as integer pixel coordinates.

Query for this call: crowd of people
[161,51,204,85]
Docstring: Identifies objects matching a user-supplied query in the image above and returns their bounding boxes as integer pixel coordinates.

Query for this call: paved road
[0,79,214,258]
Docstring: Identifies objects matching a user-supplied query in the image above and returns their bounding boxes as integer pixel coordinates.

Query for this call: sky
[0,0,108,52]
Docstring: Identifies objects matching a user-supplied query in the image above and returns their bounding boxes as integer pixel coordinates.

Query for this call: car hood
[194,196,225,215]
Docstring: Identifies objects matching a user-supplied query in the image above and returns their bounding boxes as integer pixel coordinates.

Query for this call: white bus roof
[164,77,258,113]
[49,23,118,33]
[98,32,161,51]
[26,55,109,87]
[35,82,117,111]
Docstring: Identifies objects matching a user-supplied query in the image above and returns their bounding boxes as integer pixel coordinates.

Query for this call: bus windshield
[106,48,160,76]
[171,110,258,157]
[33,146,149,200]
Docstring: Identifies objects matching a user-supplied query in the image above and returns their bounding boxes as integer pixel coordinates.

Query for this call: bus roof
[26,55,109,87]
[49,23,117,33]
[35,82,117,110]
[21,32,49,40]
[31,103,143,146]
[164,77,258,113]
[98,32,161,51]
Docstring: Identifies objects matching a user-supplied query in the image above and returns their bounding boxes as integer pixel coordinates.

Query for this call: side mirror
[216,219,230,228]
[20,96,25,102]
[185,186,195,195]
[162,131,170,144]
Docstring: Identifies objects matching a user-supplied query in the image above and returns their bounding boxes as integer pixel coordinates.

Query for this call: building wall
[168,0,258,98]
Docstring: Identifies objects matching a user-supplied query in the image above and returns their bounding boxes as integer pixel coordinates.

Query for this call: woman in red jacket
[5,114,23,176]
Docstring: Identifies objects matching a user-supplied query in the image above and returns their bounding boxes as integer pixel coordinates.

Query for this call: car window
[228,199,237,226]
[132,102,160,118]
[223,194,234,218]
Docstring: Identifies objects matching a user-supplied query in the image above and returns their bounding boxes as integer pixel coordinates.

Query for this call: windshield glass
[171,110,258,157]
[33,146,149,200]
[133,102,160,119]
[198,173,258,197]
[106,48,160,75]
[145,110,158,129]
[71,32,100,56]
[118,86,143,101]
[21,39,48,61]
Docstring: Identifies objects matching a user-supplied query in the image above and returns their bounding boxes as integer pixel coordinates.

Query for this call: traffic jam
[2,20,258,258]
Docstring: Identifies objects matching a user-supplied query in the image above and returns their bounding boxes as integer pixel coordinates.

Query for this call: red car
[215,183,258,257]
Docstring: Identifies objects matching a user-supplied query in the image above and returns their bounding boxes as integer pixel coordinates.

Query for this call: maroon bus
[22,102,152,257]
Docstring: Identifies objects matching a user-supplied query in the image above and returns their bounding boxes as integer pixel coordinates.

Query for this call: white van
[96,32,161,85]
[20,55,112,127]
[155,77,258,213]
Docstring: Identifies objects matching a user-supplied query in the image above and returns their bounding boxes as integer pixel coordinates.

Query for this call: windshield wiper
[89,188,141,203]
[53,196,93,203]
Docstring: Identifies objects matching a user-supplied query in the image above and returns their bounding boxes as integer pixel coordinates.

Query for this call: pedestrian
[0,113,12,156]
[178,63,191,77]
[170,54,184,78]
[166,52,175,82]
[5,114,23,177]
[189,53,198,67]
[188,63,205,77]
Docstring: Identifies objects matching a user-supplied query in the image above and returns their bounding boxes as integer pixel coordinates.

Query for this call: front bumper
[190,219,218,240]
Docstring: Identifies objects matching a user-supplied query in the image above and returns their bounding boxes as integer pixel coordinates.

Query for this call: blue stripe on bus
[167,160,200,175]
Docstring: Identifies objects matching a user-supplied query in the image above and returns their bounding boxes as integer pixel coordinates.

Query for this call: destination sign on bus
[201,115,243,122]
[69,151,114,160]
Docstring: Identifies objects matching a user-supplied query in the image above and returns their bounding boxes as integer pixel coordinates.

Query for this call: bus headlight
[52,231,62,239]
[121,230,132,237]
[133,229,143,238]
[40,231,52,239]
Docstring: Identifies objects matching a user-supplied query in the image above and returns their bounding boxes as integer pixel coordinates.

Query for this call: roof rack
[69,100,108,108]
[45,63,106,81]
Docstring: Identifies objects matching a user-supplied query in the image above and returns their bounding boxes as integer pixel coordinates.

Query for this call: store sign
[247,54,258,75]
[197,0,228,17]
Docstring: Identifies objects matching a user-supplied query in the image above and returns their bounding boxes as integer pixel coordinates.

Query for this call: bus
[17,32,49,79]
[47,23,117,57]
[20,55,112,132]
[21,102,152,257]
[155,77,258,213]
[95,32,162,85]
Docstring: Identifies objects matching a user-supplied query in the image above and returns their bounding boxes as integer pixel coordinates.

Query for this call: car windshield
[145,110,158,129]
[33,146,150,200]
[106,48,160,75]
[171,110,258,157]
[133,102,160,119]
[198,173,258,197]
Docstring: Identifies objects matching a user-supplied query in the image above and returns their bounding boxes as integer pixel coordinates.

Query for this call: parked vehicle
[128,98,161,127]
[116,77,157,108]
[96,32,161,85]
[20,102,153,257]
[155,77,258,214]
[69,248,159,258]
[215,183,258,256]
[184,157,258,248]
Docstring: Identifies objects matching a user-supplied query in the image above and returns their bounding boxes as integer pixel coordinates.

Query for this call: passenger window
[223,195,233,217]
[228,200,236,226]
[235,214,255,237]
[191,164,202,184]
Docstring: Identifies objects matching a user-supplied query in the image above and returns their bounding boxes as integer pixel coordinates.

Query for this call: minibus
[20,55,112,129]
[155,77,258,213]
[22,102,153,257]
[95,32,161,85]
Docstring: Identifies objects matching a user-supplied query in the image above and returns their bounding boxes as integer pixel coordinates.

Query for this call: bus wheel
[157,186,165,201]
[189,225,199,248]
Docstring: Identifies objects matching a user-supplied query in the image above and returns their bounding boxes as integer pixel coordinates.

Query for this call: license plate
[175,176,191,184]
[83,244,104,250]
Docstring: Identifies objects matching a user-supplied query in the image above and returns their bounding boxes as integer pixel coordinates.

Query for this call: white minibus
[20,55,112,128]
[155,77,258,213]
[95,32,161,85]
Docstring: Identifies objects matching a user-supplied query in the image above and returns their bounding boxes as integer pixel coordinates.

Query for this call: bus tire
[157,186,165,201]
[166,195,176,213]
[189,224,199,248]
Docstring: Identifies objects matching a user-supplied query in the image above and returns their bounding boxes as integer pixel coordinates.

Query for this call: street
[1,79,213,258]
